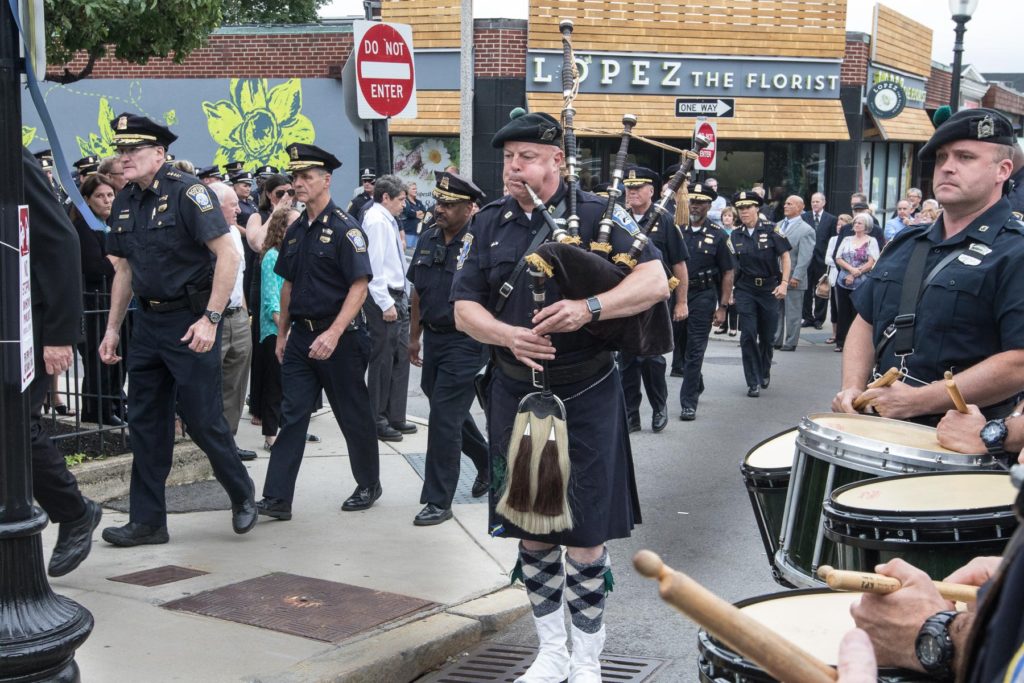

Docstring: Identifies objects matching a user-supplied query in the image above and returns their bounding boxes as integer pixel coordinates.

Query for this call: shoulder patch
[186,184,214,212]
[457,233,474,270]
[610,203,641,238]
[346,228,367,252]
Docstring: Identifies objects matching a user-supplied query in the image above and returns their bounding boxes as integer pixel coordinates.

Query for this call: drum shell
[741,429,795,587]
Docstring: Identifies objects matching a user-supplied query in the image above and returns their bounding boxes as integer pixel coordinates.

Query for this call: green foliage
[22,125,36,146]
[75,96,116,158]
[220,0,327,25]
[64,453,87,467]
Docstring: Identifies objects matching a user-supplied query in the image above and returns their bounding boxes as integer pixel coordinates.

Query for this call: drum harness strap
[875,236,971,383]
[494,198,568,315]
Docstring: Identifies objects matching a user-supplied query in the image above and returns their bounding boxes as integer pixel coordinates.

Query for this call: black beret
[224,161,245,174]
[432,170,484,203]
[73,155,100,176]
[196,165,223,180]
[919,107,1016,161]
[360,167,377,181]
[228,171,254,183]
[254,165,279,176]
[688,182,717,202]
[286,143,341,173]
[732,191,764,208]
[110,112,177,148]
[491,111,562,148]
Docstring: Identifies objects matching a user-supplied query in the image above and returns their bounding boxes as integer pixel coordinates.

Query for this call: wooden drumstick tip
[817,565,835,580]
[633,550,665,579]
[944,370,954,381]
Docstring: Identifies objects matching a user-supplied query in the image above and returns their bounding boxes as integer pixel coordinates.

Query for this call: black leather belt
[423,323,457,334]
[294,314,362,333]
[687,280,716,292]
[139,296,189,313]
[493,351,613,389]
[739,274,779,289]
[225,306,244,317]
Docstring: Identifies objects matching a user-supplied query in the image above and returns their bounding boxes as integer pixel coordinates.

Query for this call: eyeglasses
[115,146,154,157]
[273,188,296,199]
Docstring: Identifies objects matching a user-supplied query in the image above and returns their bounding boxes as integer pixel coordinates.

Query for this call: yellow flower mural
[76,97,117,159]
[22,126,36,147]
[202,79,315,171]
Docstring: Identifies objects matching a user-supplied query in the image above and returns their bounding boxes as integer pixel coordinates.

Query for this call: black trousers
[620,352,668,421]
[263,325,379,504]
[835,285,857,348]
[256,334,283,437]
[127,309,253,527]
[30,356,86,523]
[802,260,828,325]
[419,330,488,508]
[734,286,778,389]
[679,289,717,411]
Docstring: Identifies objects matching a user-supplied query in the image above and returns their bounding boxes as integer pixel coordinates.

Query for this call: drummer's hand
[837,629,878,683]
[531,299,590,336]
[851,559,953,671]
[855,381,919,420]
[945,556,1003,611]
[503,325,555,372]
[936,404,986,453]
[832,387,862,414]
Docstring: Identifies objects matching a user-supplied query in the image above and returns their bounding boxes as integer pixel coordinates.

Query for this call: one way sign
[675,98,734,118]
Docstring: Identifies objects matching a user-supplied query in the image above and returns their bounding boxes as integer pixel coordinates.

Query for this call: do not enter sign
[694,120,717,171]
[354,21,417,119]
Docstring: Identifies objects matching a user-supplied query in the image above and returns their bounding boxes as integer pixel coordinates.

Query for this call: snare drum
[740,429,797,586]
[824,471,1018,580]
[775,413,993,588]
[697,589,927,682]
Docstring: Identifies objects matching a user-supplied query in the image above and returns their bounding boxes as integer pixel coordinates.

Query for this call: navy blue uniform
[678,221,734,411]
[106,164,254,527]
[408,225,489,508]
[452,183,659,546]
[620,206,688,428]
[854,198,1024,417]
[262,200,380,504]
[730,222,792,390]
[347,191,373,223]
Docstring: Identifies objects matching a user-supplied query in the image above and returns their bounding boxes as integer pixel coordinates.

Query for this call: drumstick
[852,367,903,412]
[944,371,970,414]
[635,550,837,683]
[817,566,978,603]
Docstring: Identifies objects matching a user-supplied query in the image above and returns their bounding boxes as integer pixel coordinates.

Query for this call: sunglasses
[273,188,296,199]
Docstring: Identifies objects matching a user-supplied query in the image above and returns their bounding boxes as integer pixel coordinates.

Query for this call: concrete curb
[74,442,214,503]
[254,587,531,683]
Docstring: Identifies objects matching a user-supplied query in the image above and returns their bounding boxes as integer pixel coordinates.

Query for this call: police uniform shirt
[451,182,662,365]
[729,221,791,285]
[634,205,689,267]
[107,163,227,300]
[407,224,467,328]
[853,197,1024,382]
[347,191,373,218]
[683,220,734,286]
[273,200,373,320]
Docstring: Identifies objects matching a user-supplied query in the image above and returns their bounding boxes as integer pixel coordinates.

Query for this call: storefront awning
[526,94,850,141]
[389,91,460,135]
[871,107,935,142]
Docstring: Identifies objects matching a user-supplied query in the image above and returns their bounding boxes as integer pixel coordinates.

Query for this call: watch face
[982,421,1006,443]
[919,636,942,665]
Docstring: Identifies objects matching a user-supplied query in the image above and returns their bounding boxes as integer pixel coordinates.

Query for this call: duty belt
[139,296,190,313]
[739,274,778,289]
[423,322,458,334]
[493,351,614,389]
[294,312,364,333]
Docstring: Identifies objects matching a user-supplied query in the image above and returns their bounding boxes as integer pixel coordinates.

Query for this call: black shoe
[377,425,403,442]
[256,497,292,521]
[49,499,103,577]
[670,369,684,377]
[306,433,321,443]
[237,447,258,461]
[814,322,824,330]
[761,375,771,389]
[679,408,697,421]
[103,414,127,427]
[627,416,641,433]
[801,319,814,328]
[341,482,383,511]
[232,497,258,534]
[390,421,418,434]
[747,386,760,398]
[102,522,169,547]
[773,343,782,350]
[471,476,489,498]
[414,503,453,526]
[652,410,668,433]
[780,345,797,352]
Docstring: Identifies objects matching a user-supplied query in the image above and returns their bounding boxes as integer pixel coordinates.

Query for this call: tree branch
[46,53,98,85]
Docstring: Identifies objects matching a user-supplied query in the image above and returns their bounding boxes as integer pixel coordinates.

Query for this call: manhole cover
[105,479,232,513]
[419,643,666,682]
[108,565,208,587]
[163,572,437,642]
[703,357,743,366]
[402,453,487,505]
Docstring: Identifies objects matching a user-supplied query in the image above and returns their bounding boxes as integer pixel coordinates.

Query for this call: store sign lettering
[867,64,926,108]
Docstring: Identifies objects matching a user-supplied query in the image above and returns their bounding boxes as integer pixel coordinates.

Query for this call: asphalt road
[469,327,843,682]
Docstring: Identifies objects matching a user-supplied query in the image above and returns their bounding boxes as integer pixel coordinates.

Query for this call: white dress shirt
[362,201,407,310]
[226,225,245,308]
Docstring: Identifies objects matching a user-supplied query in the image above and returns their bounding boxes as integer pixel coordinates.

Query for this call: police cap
[622,166,661,194]
[360,167,377,181]
[286,143,341,173]
[592,182,611,197]
[224,161,245,175]
[491,110,562,148]
[919,107,1017,161]
[432,170,485,204]
[688,182,717,202]
[228,171,254,184]
[732,191,764,208]
[196,165,223,180]
[110,112,177,149]
[254,165,279,177]
[73,155,100,176]
[34,149,53,170]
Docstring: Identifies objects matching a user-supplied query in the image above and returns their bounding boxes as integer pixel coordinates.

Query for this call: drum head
[832,471,1018,514]
[744,430,797,471]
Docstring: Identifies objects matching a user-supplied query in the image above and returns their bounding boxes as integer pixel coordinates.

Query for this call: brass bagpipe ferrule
[591,113,638,256]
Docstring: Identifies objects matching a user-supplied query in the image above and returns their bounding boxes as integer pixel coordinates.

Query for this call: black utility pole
[0,3,93,681]
[363,0,392,175]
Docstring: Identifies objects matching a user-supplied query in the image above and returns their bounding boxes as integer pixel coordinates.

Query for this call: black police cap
[229,171,254,183]
[688,182,717,202]
[34,149,54,170]
[286,143,341,173]
[919,107,1017,161]
[360,167,377,181]
[196,165,223,180]
[224,161,245,174]
[622,166,660,190]
[254,165,279,176]
[110,112,177,149]
[73,155,100,175]
[432,170,485,204]
[491,110,562,148]
[732,191,764,208]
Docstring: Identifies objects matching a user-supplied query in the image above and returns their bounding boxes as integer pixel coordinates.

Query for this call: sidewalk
[44,409,528,682]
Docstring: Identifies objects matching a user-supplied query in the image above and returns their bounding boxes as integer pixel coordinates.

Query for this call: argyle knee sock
[565,547,610,634]
[519,543,565,618]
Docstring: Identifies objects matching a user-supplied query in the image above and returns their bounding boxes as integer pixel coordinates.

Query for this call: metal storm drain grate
[402,453,487,504]
[108,565,209,587]
[162,572,437,642]
[420,644,666,682]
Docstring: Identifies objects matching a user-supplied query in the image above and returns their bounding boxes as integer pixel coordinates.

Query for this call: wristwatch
[980,417,1008,456]
[204,309,223,324]
[915,610,960,681]
[585,296,602,323]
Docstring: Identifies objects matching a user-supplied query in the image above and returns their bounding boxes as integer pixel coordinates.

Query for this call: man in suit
[801,192,836,329]
[774,195,815,351]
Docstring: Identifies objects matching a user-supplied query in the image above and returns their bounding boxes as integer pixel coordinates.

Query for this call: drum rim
[824,470,1017,519]
[741,428,798,475]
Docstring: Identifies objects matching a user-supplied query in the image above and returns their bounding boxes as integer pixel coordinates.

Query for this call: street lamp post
[948,0,980,113]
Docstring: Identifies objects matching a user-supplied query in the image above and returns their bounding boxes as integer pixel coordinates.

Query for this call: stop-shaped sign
[694,120,717,171]
[355,21,417,119]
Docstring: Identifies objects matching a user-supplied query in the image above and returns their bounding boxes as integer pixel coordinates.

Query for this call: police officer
[346,167,376,221]
[407,171,490,526]
[256,143,381,520]
[98,113,257,546]
[73,155,100,180]
[729,191,792,398]
[452,111,669,681]
[620,166,689,433]
[228,169,257,229]
[678,183,734,420]
[834,108,1024,424]
[196,166,223,185]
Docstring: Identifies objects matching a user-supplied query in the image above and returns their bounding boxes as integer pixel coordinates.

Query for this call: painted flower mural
[392,136,460,195]
[22,126,36,147]
[76,97,117,159]
[202,79,315,170]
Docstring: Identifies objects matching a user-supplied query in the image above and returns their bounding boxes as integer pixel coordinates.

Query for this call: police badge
[977,115,995,140]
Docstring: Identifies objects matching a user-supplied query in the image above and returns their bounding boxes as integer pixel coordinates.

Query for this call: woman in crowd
[824,214,852,346]
[714,205,739,336]
[400,182,426,249]
[832,213,879,352]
